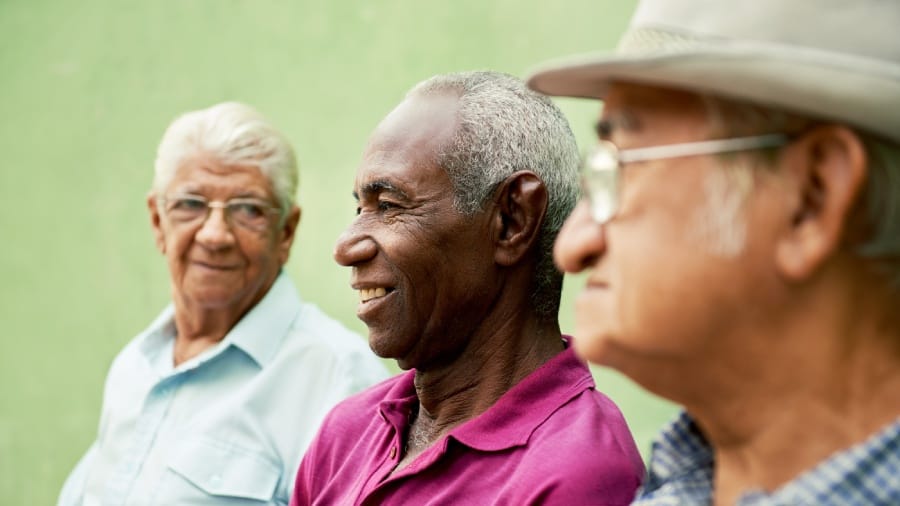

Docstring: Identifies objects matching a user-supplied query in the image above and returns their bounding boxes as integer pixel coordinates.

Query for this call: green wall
[0,1,675,503]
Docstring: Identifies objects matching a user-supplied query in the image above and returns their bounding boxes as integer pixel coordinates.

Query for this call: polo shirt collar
[451,338,594,451]
[377,338,595,453]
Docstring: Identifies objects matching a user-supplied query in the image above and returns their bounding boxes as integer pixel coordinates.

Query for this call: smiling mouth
[359,287,394,303]
[195,261,239,270]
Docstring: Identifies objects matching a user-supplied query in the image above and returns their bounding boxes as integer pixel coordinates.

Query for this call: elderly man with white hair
[58,102,388,506]
[529,0,900,504]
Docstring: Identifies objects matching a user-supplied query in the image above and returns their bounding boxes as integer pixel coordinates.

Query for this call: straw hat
[527,0,900,142]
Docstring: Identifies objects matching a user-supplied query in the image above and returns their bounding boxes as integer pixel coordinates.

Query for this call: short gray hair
[701,95,900,290]
[153,102,298,215]
[407,71,580,319]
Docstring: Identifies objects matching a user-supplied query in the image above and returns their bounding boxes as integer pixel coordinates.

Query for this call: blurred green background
[0,0,676,503]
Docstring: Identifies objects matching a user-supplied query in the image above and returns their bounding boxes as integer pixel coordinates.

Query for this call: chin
[366,330,397,359]
[366,331,417,370]
[571,331,616,366]
[183,289,245,309]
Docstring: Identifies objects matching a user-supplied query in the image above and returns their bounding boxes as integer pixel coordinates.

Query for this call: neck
[707,348,900,504]
[693,275,900,504]
[402,312,564,462]
[170,294,256,366]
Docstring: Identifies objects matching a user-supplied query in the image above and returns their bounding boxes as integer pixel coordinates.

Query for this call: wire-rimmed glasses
[159,194,281,231]
[581,133,790,223]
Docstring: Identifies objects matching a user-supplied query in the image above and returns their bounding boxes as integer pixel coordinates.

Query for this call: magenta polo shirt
[291,339,645,505]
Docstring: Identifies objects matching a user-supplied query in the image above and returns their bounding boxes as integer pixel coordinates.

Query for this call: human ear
[146,192,166,254]
[277,205,302,266]
[491,171,548,266]
[775,125,867,280]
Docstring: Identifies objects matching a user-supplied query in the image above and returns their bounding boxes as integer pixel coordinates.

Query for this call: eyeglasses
[159,194,281,231]
[582,133,790,223]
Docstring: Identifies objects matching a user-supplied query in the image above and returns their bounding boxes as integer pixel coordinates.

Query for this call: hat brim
[527,46,900,142]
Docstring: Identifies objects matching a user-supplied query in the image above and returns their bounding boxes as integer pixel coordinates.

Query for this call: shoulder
[106,336,142,375]
[298,373,405,469]
[513,389,645,502]
[541,387,643,466]
[284,301,370,355]
[105,308,172,380]
[319,372,405,424]
[273,302,388,382]
[257,275,372,358]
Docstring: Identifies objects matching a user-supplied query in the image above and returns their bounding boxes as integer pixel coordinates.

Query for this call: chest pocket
[167,436,282,503]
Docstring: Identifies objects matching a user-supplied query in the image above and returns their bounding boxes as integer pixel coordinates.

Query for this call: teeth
[359,287,387,302]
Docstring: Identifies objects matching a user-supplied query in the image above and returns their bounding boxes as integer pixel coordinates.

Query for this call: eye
[230,201,267,219]
[378,200,399,211]
[170,197,207,212]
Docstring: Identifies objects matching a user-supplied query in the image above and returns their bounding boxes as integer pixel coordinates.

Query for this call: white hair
[153,102,298,215]
[688,160,755,257]
[407,71,581,319]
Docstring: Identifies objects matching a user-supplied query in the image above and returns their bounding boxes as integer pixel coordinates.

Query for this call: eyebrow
[168,186,268,200]
[231,191,268,200]
[352,179,410,202]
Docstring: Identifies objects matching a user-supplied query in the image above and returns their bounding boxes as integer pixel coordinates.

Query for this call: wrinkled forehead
[169,153,272,196]
[353,147,452,201]
[352,94,460,196]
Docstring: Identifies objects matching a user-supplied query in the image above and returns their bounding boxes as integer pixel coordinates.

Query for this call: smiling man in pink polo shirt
[290,71,644,505]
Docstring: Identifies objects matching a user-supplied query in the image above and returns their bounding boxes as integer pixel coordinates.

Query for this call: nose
[333,220,377,267]
[195,206,236,250]
[554,201,608,273]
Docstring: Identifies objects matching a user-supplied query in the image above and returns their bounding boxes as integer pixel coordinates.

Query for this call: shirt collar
[639,411,900,505]
[224,272,301,367]
[450,338,594,451]
[377,371,418,430]
[137,271,302,370]
[645,411,713,481]
[743,416,900,505]
[375,338,594,452]
[376,338,595,453]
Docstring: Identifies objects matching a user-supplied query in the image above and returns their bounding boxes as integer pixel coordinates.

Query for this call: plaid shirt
[633,412,900,505]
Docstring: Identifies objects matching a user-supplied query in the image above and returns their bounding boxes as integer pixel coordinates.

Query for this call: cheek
[605,214,712,351]
[240,233,281,266]
[164,231,192,265]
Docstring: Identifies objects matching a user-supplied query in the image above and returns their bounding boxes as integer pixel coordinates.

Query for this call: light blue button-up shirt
[59,273,389,505]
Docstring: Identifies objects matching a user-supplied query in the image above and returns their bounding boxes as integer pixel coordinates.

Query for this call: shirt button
[389,447,397,459]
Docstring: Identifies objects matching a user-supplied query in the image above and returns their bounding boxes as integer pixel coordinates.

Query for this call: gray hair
[153,102,298,216]
[700,96,900,290]
[407,71,580,319]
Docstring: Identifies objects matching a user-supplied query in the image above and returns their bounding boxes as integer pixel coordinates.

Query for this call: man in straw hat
[528,1,900,504]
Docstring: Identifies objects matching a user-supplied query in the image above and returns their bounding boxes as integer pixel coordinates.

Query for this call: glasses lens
[228,200,272,230]
[166,197,208,222]
[582,142,620,222]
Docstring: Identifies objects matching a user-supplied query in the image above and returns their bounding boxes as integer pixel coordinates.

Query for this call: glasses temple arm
[618,134,790,164]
